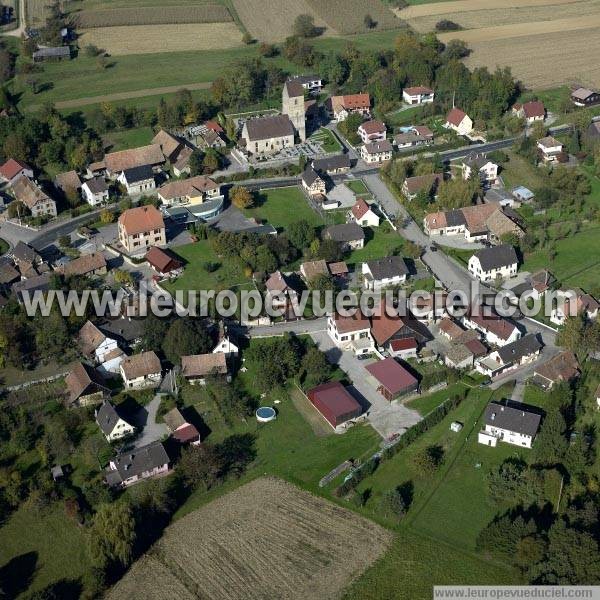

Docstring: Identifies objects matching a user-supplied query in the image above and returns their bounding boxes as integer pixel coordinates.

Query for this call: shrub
[435,19,461,32]
[379,488,407,520]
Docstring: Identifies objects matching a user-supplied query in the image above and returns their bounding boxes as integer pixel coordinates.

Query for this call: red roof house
[145,246,183,276]
[0,159,33,184]
[365,357,418,401]
[307,381,362,428]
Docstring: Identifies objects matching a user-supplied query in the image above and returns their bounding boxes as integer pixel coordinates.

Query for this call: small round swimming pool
[256,406,277,423]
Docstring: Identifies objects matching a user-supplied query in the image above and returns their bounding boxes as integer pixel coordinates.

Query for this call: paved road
[130,393,168,448]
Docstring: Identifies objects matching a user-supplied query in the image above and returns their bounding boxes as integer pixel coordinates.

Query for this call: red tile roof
[351,198,371,220]
[173,423,200,444]
[145,246,182,273]
[366,358,418,395]
[359,120,386,135]
[522,100,545,119]
[118,205,164,236]
[446,107,468,127]
[307,381,362,427]
[333,311,370,334]
[404,86,433,95]
[0,158,30,181]
[390,337,417,351]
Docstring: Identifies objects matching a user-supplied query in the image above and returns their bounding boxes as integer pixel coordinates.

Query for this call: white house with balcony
[478,401,541,449]
[327,312,374,355]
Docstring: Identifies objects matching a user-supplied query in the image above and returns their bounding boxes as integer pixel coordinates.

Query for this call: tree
[258,43,278,58]
[363,14,375,29]
[114,269,134,286]
[162,318,212,364]
[202,148,221,174]
[532,407,568,466]
[287,219,315,250]
[230,186,254,209]
[557,314,587,352]
[142,314,171,352]
[88,502,136,568]
[379,487,407,520]
[58,234,70,248]
[100,209,114,224]
[413,445,444,474]
[242,32,253,45]
[293,14,318,38]
[436,177,480,209]
[177,445,222,491]
[338,112,364,146]
[301,346,331,389]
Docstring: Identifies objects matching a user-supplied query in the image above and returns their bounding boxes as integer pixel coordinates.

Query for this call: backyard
[346,225,406,267]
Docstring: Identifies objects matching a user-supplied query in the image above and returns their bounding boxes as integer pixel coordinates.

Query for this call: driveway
[310,331,422,440]
[130,394,169,448]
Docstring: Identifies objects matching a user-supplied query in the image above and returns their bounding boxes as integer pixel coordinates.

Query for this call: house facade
[402,86,434,105]
[81,177,109,206]
[11,175,57,218]
[468,245,518,283]
[328,93,371,122]
[360,140,393,164]
[106,441,170,488]
[96,401,135,442]
[349,198,379,227]
[444,108,473,136]
[301,166,327,197]
[241,115,295,155]
[118,205,166,254]
[327,312,374,355]
[461,153,499,186]
[478,401,541,449]
[537,136,564,163]
[357,120,386,144]
[323,223,365,251]
[120,351,162,389]
[118,165,156,196]
[362,256,409,291]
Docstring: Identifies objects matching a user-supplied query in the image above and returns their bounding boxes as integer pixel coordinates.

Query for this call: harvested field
[73,4,232,28]
[408,0,600,32]
[464,27,600,89]
[78,23,243,55]
[25,0,49,25]
[397,0,581,18]
[107,477,392,600]
[437,14,600,43]
[307,0,401,34]
[231,0,332,42]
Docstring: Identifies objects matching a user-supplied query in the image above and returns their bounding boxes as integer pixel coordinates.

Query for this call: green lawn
[406,384,464,417]
[385,105,425,128]
[346,226,404,267]
[309,127,342,153]
[523,226,600,292]
[500,151,546,191]
[0,504,92,598]
[0,237,9,255]
[346,179,369,195]
[103,126,154,152]
[243,186,324,230]
[165,239,250,293]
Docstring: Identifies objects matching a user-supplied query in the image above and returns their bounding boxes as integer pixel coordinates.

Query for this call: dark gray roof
[122,165,154,185]
[312,154,351,173]
[365,256,409,280]
[284,79,304,97]
[464,152,492,169]
[485,188,513,203]
[12,241,39,264]
[473,245,518,271]
[324,223,364,243]
[0,259,20,284]
[107,441,169,484]
[95,400,130,436]
[33,45,70,58]
[291,74,320,85]
[446,209,467,228]
[245,115,294,142]
[84,176,108,194]
[12,273,50,300]
[98,318,144,344]
[302,166,321,187]
[497,333,542,364]
[484,401,541,437]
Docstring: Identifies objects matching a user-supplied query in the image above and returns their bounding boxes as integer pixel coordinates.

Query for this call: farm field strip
[436,14,600,43]
[306,0,401,34]
[464,27,600,89]
[407,0,600,32]
[78,23,243,55]
[231,0,333,42]
[397,0,582,18]
[108,478,392,600]
[73,4,232,28]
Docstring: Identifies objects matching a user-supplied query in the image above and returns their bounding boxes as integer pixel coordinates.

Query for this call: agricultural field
[108,478,393,600]
[73,4,232,28]
[78,22,243,55]
[305,0,401,35]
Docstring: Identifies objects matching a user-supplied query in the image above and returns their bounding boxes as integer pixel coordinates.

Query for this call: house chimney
[491,412,496,420]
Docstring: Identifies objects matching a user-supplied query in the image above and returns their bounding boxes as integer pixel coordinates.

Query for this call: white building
[468,245,518,283]
[327,312,374,356]
[475,334,542,378]
[120,351,162,389]
[95,400,135,442]
[81,177,109,206]
[357,120,386,144]
[462,309,522,347]
[478,401,541,449]
[402,86,434,105]
[106,441,169,488]
[550,290,600,326]
[537,136,564,163]
[118,165,156,197]
[241,114,295,155]
[444,107,473,136]
[349,198,379,227]
[461,152,499,186]
[360,140,393,164]
[362,256,409,291]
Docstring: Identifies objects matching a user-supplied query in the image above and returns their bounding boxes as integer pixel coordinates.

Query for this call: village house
[532,351,580,389]
[424,204,523,244]
[512,100,545,124]
[402,86,434,105]
[388,337,419,360]
[77,320,124,375]
[105,441,170,488]
[550,290,600,326]
[65,362,110,407]
[0,158,33,185]
[438,318,466,341]
[411,292,450,323]
[537,136,564,163]
[265,270,300,314]
[157,175,223,218]
[475,334,543,378]
[95,400,135,442]
[357,120,387,144]
[181,352,229,385]
[0,259,20,289]
[63,252,107,278]
[444,107,473,136]
[402,173,443,201]
[327,93,371,122]
[12,273,50,304]
[120,351,162,389]
[289,73,322,95]
[349,198,380,227]
[510,269,555,302]
[81,177,109,206]
[241,114,295,155]
[327,312,374,355]
[462,307,522,347]
[101,144,165,178]
[478,401,541,449]
[394,126,434,150]
[11,175,57,218]
[444,335,487,370]
[212,322,238,358]
[468,245,519,283]
[461,152,499,186]
[145,246,183,278]
[307,381,363,430]
[362,256,409,291]
[328,261,349,284]
[163,407,201,445]
[152,129,184,162]
[360,140,393,164]
[118,165,156,197]
[11,241,41,270]
[301,166,327,197]
[300,259,328,283]
[366,357,418,401]
[571,87,600,107]
[118,205,166,254]
[370,305,432,350]
[282,78,307,142]
[312,154,351,175]
[486,187,518,208]
[54,170,81,197]
[323,223,365,251]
